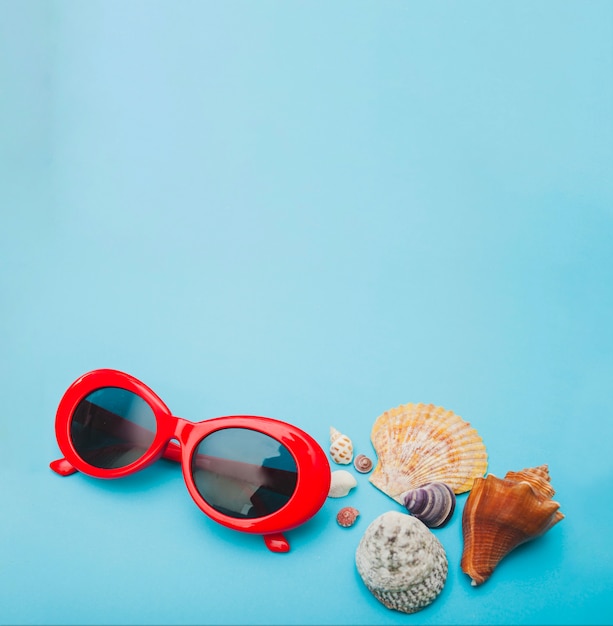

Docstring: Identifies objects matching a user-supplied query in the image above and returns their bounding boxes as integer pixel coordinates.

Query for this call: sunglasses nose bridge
[170,416,194,446]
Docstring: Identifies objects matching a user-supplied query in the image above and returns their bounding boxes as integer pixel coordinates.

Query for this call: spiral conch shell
[369,403,488,503]
[329,427,353,465]
[461,465,564,586]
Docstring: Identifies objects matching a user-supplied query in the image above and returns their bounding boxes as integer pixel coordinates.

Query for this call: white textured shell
[329,427,353,464]
[355,511,448,614]
[328,470,357,498]
[369,403,488,503]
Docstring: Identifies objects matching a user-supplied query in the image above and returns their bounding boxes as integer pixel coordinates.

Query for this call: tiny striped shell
[403,482,456,528]
[337,506,360,527]
[330,426,354,464]
[354,454,374,473]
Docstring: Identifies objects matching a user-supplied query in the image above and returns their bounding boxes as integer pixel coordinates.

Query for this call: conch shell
[329,427,353,465]
[461,465,564,586]
[369,403,488,503]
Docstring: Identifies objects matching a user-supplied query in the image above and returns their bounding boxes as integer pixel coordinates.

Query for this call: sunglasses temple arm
[263,533,290,553]
[161,440,182,464]
[50,457,79,476]
[49,442,231,473]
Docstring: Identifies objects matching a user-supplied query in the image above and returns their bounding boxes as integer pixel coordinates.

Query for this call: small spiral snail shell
[403,482,456,528]
[354,454,373,473]
[337,506,360,528]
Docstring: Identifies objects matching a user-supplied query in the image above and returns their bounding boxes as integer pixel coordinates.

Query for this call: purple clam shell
[403,482,456,528]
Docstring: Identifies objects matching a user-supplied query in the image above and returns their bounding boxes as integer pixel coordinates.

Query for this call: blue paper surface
[1,1,612,624]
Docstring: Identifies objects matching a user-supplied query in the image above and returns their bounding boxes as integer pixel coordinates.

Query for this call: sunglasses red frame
[50,369,331,553]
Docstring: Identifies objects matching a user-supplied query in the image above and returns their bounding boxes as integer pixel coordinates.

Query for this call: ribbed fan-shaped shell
[461,465,564,586]
[369,403,488,503]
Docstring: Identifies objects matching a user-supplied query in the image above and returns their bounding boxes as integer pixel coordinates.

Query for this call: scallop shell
[369,403,488,503]
[329,427,354,465]
[354,454,373,473]
[403,482,456,528]
[356,511,448,614]
[336,506,360,527]
[328,470,357,498]
[461,464,564,586]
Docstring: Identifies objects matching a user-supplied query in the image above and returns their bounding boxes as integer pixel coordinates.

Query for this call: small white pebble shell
[328,470,357,498]
[330,426,354,464]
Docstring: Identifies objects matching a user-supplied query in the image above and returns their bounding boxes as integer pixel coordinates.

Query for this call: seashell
[329,427,354,464]
[403,482,456,528]
[328,469,357,498]
[369,403,488,503]
[356,511,448,614]
[461,464,564,586]
[336,506,360,528]
[353,454,373,473]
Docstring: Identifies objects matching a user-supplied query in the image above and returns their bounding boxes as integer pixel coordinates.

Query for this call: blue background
[1,1,612,624]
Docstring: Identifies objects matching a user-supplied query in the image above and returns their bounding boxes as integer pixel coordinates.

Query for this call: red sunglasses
[50,369,331,552]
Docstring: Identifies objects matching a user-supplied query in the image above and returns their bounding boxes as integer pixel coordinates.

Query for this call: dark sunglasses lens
[70,387,157,469]
[192,428,298,519]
